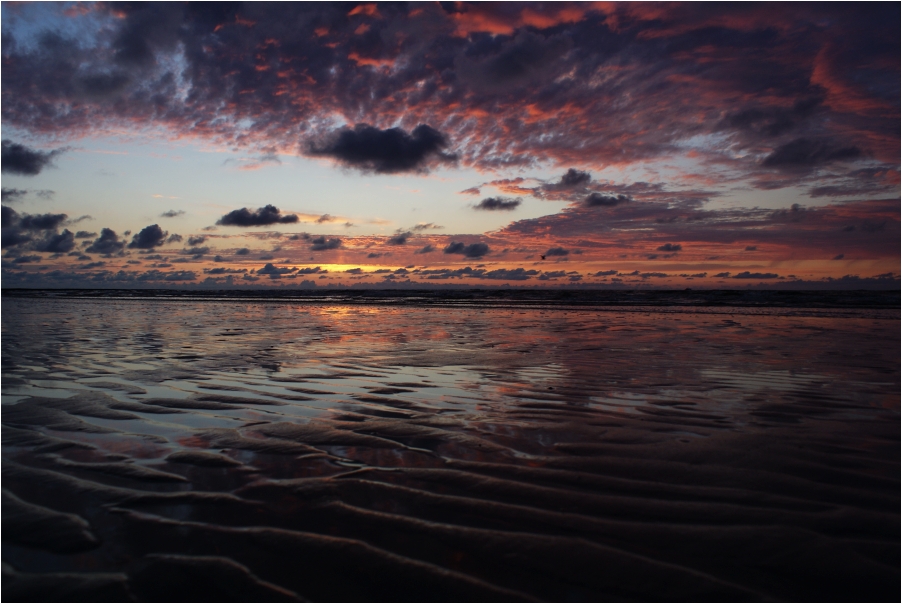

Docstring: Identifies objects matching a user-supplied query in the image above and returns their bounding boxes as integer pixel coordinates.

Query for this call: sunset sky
[1,2,899,288]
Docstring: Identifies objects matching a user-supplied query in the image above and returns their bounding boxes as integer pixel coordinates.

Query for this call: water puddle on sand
[2,297,899,601]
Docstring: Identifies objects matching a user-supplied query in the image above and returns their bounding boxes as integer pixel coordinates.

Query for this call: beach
[2,291,899,601]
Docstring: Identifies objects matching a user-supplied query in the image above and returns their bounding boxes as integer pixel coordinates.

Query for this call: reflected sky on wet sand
[2,296,899,601]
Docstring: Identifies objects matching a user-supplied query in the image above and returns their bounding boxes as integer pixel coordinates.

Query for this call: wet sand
[2,294,899,601]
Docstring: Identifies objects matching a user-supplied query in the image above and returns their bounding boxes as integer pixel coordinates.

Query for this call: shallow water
[2,294,899,601]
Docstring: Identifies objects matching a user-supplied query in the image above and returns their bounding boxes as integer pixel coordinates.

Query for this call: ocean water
[2,291,899,601]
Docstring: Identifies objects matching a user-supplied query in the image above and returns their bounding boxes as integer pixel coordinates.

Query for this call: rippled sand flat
[2,294,899,601]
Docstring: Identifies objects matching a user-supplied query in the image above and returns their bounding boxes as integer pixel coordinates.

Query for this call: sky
[1,1,899,289]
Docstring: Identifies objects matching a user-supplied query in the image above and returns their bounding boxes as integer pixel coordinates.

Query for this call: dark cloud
[258,263,294,278]
[128,224,168,249]
[1,188,27,202]
[166,233,183,244]
[722,97,823,138]
[18,212,67,231]
[474,197,521,211]
[415,244,436,254]
[545,247,569,257]
[585,193,631,207]
[217,205,298,227]
[656,243,682,252]
[538,270,568,280]
[85,228,126,255]
[458,30,572,92]
[235,247,250,255]
[475,268,538,281]
[543,169,592,192]
[762,139,863,169]
[310,237,341,251]
[35,229,76,253]
[1,206,18,228]
[13,254,42,263]
[387,231,412,245]
[1,206,72,250]
[444,241,489,258]
[1,140,65,176]
[308,124,456,174]
[183,246,210,257]
[161,210,185,218]
[75,231,97,239]
[187,235,206,246]
[733,271,780,279]
[0,4,894,178]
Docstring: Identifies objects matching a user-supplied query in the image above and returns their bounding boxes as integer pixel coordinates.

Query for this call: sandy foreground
[2,295,899,601]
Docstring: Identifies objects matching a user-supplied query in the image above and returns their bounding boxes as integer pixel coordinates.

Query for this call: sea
[2,289,899,601]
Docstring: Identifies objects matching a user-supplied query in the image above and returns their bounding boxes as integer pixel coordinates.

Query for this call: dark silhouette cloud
[235,247,250,255]
[762,139,862,169]
[85,228,126,255]
[166,234,183,244]
[585,193,631,207]
[18,212,67,231]
[35,229,76,253]
[544,169,592,192]
[128,224,168,249]
[387,231,412,245]
[1,140,65,176]
[415,244,436,254]
[187,235,206,246]
[476,268,538,280]
[217,205,298,227]
[258,263,294,278]
[474,197,521,211]
[0,3,894,178]
[310,237,341,251]
[308,124,456,174]
[1,205,18,228]
[1,188,27,202]
[183,246,210,257]
[75,231,97,239]
[545,247,569,257]
[161,210,185,218]
[444,241,489,258]
[656,243,682,252]
[722,97,823,138]
[733,271,780,279]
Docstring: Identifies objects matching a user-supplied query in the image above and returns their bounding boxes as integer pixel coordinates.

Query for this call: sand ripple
[2,296,899,600]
